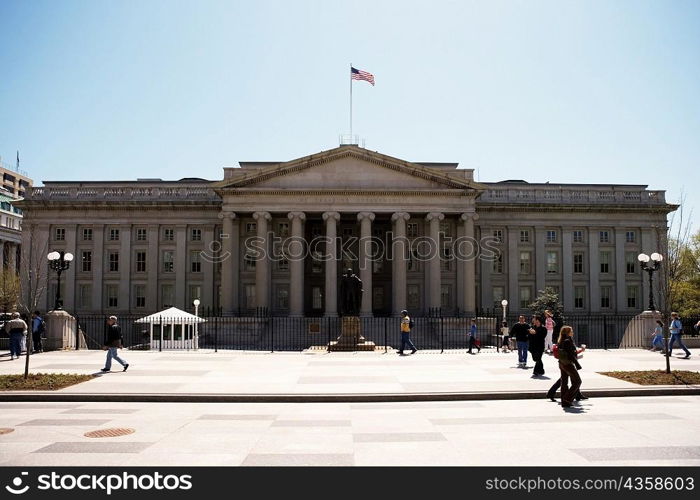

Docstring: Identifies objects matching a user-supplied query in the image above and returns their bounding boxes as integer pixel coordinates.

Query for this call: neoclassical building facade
[18,145,675,317]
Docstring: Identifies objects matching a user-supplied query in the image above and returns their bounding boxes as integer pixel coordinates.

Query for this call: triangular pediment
[213,146,485,192]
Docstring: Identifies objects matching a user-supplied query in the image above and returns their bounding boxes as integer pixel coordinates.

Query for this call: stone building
[17,145,676,317]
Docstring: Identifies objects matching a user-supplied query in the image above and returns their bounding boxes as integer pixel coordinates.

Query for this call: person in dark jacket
[31,311,45,354]
[101,316,129,372]
[556,325,582,408]
[528,315,547,376]
[510,315,531,368]
[547,343,587,402]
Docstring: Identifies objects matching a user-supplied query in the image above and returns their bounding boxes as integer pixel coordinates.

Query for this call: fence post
[214,316,218,353]
[270,316,274,353]
[327,316,331,353]
[603,315,608,350]
[440,316,444,354]
[158,315,163,352]
[384,317,388,353]
[75,315,80,351]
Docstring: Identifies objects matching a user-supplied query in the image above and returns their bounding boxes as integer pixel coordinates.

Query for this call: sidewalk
[0,348,698,402]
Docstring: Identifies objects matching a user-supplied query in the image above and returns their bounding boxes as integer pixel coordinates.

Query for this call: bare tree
[0,268,21,313]
[18,224,49,317]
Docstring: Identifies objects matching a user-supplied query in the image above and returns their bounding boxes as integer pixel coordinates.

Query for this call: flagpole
[349,63,353,140]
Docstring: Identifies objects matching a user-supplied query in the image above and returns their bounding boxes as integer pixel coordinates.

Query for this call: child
[500,321,510,353]
[651,320,665,352]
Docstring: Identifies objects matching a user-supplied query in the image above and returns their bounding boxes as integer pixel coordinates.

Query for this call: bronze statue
[340,268,363,316]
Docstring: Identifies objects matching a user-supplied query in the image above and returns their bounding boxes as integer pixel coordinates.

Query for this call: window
[599,230,609,243]
[54,228,65,241]
[492,253,503,274]
[81,251,92,272]
[277,223,289,237]
[244,249,256,271]
[626,230,636,243]
[190,251,201,273]
[407,284,420,309]
[626,252,637,274]
[276,285,289,310]
[601,286,611,309]
[136,251,147,273]
[440,284,451,309]
[519,251,531,274]
[163,228,174,241]
[573,252,584,274]
[78,284,92,309]
[277,252,289,271]
[440,246,452,271]
[161,284,174,308]
[109,228,119,241]
[189,285,201,304]
[573,230,584,243]
[407,248,420,272]
[546,230,557,243]
[600,251,610,273]
[574,286,586,309]
[546,251,559,273]
[191,228,202,241]
[106,284,118,308]
[407,223,419,238]
[627,286,638,308]
[492,286,504,309]
[246,222,257,234]
[162,251,174,273]
[440,221,451,237]
[245,284,256,309]
[136,228,147,241]
[311,251,323,273]
[108,252,119,272]
[82,228,93,241]
[520,230,530,243]
[519,287,531,309]
[492,229,503,243]
[311,286,322,309]
[135,285,146,308]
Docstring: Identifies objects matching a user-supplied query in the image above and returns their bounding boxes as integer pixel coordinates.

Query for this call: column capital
[252,211,271,221]
[322,211,340,222]
[460,212,479,222]
[218,211,237,220]
[287,211,306,221]
[426,212,444,222]
[357,212,375,222]
[391,212,410,222]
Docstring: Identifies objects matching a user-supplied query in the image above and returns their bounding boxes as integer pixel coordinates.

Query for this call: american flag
[351,67,375,86]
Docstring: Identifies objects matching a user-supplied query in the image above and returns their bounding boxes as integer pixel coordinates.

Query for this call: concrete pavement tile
[33,442,155,453]
[353,432,446,443]
[571,446,700,462]
[18,419,111,426]
[198,414,277,420]
[271,419,351,427]
[242,453,354,466]
[60,409,139,414]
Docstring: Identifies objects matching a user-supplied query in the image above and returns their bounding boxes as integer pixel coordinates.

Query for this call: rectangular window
[519,287,531,309]
[600,286,611,309]
[244,249,256,271]
[546,251,559,274]
[78,284,92,309]
[311,251,323,273]
[492,286,504,309]
[136,251,147,273]
[600,251,610,273]
[311,286,322,310]
[573,252,584,274]
[546,230,557,243]
[519,251,531,274]
[106,284,118,308]
[599,230,609,243]
[161,284,174,308]
[407,284,420,309]
[574,286,585,309]
[277,253,289,271]
[189,285,201,304]
[246,222,257,234]
[190,251,201,273]
[407,248,419,272]
[439,221,451,237]
[277,223,289,237]
[82,228,93,241]
[162,250,174,273]
[440,246,452,271]
[626,252,637,274]
[492,229,503,243]
[54,228,65,241]
[572,230,584,243]
[163,228,174,241]
[626,230,636,243]
[492,253,503,274]
[245,284,256,309]
[440,284,451,309]
[191,228,202,241]
[520,230,530,243]
[108,252,119,272]
[276,285,289,310]
[81,251,92,272]
[109,228,119,241]
[135,285,146,308]
[627,286,638,308]
[136,228,148,241]
[407,223,419,238]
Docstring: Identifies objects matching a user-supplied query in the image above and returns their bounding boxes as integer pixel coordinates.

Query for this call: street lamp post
[638,252,663,311]
[501,299,508,324]
[47,251,73,311]
[193,299,200,350]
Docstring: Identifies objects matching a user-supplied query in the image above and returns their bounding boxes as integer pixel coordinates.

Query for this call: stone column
[175,225,187,309]
[641,228,653,311]
[479,225,492,312]
[460,212,478,314]
[253,211,271,311]
[7,243,17,273]
[146,225,159,311]
[589,231,600,312]
[507,227,519,311]
[91,224,105,311]
[63,226,77,312]
[357,212,375,317]
[615,227,626,313]
[202,225,215,311]
[391,212,410,315]
[535,227,546,295]
[288,211,306,316]
[425,212,444,310]
[218,211,237,314]
[119,225,132,313]
[562,229,574,311]
[322,211,340,317]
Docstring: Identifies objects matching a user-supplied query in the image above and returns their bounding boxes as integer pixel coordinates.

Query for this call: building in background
[0,156,32,199]
[0,157,27,276]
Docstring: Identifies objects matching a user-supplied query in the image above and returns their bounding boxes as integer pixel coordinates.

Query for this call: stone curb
[1,387,699,403]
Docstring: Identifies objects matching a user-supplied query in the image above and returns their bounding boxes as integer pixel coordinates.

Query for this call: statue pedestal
[329,316,377,351]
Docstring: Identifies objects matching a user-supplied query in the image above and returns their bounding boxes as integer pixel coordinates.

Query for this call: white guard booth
[135,307,206,350]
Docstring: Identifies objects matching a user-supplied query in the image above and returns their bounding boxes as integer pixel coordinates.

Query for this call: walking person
[398,310,417,355]
[510,315,531,368]
[547,341,587,402]
[528,315,547,376]
[556,326,582,408]
[101,316,129,372]
[4,312,28,360]
[650,320,665,352]
[468,318,481,354]
[500,321,510,353]
[668,312,691,359]
[31,311,45,354]
[544,310,555,353]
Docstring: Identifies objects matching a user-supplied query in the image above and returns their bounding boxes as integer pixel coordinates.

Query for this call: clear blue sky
[1,0,698,230]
